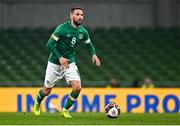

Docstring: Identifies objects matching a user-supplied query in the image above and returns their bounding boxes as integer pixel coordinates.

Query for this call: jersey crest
[79,33,83,40]
[67,34,71,37]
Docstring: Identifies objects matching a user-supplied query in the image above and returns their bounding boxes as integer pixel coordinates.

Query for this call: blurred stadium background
[0,0,180,87]
[0,0,180,124]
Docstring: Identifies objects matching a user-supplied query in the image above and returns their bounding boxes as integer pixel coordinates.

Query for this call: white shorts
[44,62,81,88]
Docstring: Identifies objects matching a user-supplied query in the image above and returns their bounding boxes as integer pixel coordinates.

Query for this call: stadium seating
[0,27,180,87]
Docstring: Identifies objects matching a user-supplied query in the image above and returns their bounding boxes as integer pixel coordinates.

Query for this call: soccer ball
[105,102,120,118]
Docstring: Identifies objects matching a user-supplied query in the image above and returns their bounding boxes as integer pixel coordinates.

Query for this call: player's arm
[84,31,100,66]
[86,42,100,66]
[85,39,96,56]
[47,28,69,68]
[47,35,61,59]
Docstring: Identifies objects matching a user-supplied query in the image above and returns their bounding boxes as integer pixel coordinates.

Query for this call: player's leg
[61,80,81,118]
[33,62,60,116]
[34,86,52,115]
[61,63,81,118]
[35,86,52,104]
[63,81,81,110]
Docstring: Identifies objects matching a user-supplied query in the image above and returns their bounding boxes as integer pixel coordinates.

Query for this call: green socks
[63,90,79,110]
[35,89,79,110]
[35,89,45,104]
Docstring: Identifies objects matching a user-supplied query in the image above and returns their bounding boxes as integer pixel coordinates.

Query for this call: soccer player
[33,7,100,118]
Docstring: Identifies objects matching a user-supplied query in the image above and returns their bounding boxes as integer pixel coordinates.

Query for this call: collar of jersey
[68,21,81,30]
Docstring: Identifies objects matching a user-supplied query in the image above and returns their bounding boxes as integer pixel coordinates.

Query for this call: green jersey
[47,21,96,64]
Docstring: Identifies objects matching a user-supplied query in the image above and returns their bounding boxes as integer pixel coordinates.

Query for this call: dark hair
[70,7,83,14]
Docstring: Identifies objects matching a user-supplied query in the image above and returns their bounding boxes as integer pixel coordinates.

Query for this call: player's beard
[73,19,82,27]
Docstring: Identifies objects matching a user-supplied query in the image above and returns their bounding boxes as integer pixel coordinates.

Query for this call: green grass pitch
[0,112,179,125]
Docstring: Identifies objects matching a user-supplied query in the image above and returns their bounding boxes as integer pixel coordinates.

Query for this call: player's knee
[42,87,52,96]
[74,85,81,93]
[44,90,51,96]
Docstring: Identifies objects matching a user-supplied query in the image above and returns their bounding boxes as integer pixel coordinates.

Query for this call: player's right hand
[59,57,69,69]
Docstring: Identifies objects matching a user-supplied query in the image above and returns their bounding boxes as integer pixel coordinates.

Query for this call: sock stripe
[68,95,76,102]
[35,89,45,104]
[38,93,42,99]
[64,90,80,110]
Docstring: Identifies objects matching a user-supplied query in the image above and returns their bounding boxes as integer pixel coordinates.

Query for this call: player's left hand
[92,55,100,67]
